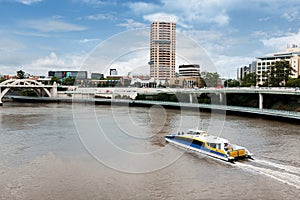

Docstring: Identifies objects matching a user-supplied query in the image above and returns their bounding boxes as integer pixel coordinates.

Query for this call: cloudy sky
[0,0,300,78]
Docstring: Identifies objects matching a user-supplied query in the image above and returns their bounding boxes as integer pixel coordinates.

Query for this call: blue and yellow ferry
[165,129,253,162]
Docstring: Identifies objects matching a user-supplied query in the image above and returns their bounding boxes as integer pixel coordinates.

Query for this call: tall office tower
[149,21,176,81]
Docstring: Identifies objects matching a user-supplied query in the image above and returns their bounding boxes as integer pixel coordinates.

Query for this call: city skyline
[1,0,300,78]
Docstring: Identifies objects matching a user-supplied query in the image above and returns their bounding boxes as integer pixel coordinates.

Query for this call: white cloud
[85,13,115,21]
[118,19,146,29]
[78,38,101,43]
[13,31,51,38]
[0,52,87,76]
[16,0,43,5]
[127,2,160,14]
[282,11,299,22]
[110,50,150,76]
[79,0,104,5]
[23,52,87,75]
[0,39,25,52]
[261,29,300,52]
[137,0,231,27]
[143,13,179,23]
[213,55,254,78]
[24,19,86,32]
[258,17,270,22]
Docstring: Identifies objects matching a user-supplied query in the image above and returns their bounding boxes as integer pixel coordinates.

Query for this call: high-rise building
[149,21,176,81]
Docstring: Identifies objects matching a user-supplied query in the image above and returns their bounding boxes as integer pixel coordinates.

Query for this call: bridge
[68,87,300,110]
[0,79,57,105]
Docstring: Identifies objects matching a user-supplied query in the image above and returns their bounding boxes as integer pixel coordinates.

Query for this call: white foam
[254,159,300,175]
[236,162,300,189]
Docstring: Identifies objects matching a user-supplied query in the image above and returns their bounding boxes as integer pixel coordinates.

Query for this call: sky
[0,0,300,78]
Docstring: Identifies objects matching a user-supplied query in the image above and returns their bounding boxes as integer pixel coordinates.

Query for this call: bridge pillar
[259,93,263,109]
[51,82,58,97]
[219,93,223,103]
[189,93,193,103]
[0,87,3,106]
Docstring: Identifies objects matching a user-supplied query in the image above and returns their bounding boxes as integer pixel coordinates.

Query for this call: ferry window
[192,140,203,146]
[176,136,192,143]
[208,143,216,148]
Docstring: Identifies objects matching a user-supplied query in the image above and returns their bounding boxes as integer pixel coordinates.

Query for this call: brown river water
[0,102,299,199]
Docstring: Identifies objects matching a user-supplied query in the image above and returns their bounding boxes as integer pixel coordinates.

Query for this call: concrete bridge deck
[8,96,300,121]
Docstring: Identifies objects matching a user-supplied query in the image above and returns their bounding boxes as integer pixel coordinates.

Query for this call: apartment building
[149,21,176,81]
[256,45,300,86]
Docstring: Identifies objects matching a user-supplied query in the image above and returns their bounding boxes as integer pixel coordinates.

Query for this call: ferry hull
[165,138,231,162]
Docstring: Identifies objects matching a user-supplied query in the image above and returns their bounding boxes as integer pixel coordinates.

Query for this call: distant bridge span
[0,79,57,105]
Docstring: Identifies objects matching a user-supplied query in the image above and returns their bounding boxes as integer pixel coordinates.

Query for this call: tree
[17,70,25,79]
[286,78,300,87]
[50,77,61,85]
[62,77,75,86]
[269,61,292,86]
[241,73,256,87]
[202,72,221,87]
[0,77,6,83]
[224,79,240,87]
[199,77,206,88]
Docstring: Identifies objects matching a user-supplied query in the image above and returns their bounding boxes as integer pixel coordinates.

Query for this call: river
[0,102,299,199]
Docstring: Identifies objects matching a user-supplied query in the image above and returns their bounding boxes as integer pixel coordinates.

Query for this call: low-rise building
[170,77,201,88]
[48,71,88,80]
[178,64,200,77]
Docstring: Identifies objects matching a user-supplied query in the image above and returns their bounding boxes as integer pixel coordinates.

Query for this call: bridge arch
[0,79,53,105]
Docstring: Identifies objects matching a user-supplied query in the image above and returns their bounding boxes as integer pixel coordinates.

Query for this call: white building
[178,64,200,77]
[256,45,300,86]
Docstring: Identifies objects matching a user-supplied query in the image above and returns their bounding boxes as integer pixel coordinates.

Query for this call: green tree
[50,77,61,85]
[0,77,6,83]
[269,61,292,86]
[199,77,206,88]
[17,70,25,79]
[202,72,221,87]
[241,73,256,87]
[225,79,240,87]
[286,78,300,87]
[62,77,75,86]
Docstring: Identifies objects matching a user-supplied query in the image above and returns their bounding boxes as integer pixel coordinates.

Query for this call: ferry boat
[165,129,253,162]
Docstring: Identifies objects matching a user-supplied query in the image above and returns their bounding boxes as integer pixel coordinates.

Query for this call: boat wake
[235,159,300,189]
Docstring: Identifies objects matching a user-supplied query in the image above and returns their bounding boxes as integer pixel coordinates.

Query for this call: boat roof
[186,129,229,144]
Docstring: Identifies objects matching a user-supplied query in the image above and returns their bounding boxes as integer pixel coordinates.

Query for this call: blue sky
[0,0,300,78]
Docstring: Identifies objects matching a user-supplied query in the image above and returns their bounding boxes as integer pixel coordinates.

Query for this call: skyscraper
[149,21,176,81]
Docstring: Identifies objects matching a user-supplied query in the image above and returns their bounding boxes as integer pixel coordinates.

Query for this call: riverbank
[6,96,300,122]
